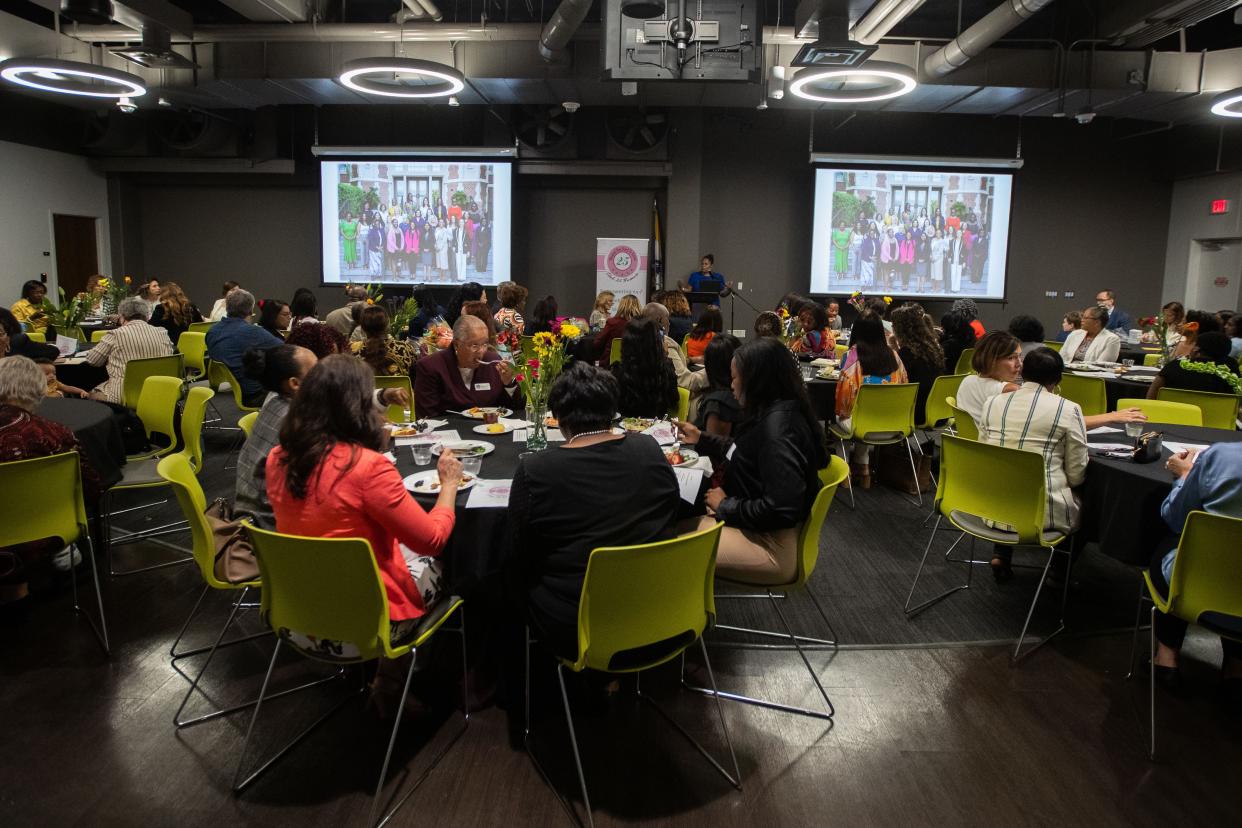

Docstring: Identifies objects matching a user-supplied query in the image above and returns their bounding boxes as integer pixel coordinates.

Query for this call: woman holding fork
[413,314,518,417]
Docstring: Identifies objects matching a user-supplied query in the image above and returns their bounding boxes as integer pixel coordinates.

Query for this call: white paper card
[422,418,449,430]
[1087,426,1123,435]
[642,421,677,446]
[466,479,512,508]
[512,428,565,442]
[673,465,706,504]
[396,429,461,446]
[1164,441,1209,457]
[383,451,397,464]
[1091,443,1135,452]
[55,335,78,357]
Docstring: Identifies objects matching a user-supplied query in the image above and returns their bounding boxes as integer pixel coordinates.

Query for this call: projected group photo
[809,168,1013,300]
[324,160,506,286]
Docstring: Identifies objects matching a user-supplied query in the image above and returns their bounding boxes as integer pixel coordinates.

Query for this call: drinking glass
[800,364,815,381]
[461,455,482,477]
[1121,359,1135,370]
[1124,421,1144,440]
[412,444,432,466]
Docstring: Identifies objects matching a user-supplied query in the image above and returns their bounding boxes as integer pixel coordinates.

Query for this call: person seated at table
[84,297,175,405]
[508,361,680,660]
[789,302,836,359]
[206,289,283,407]
[258,299,290,339]
[414,315,518,417]
[0,355,102,605]
[685,306,722,363]
[267,355,461,641]
[612,318,678,419]
[1148,332,1241,400]
[493,281,528,336]
[1056,310,1081,343]
[1095,288,1133,333]
[406,286,446,340]
[591,293,640,364]
[640,302,708,397]
[588,290,614,334]
[1228,314,1242,361]
[1162,301,1186,348]
[1008,314,1046,358]
[284,318,349,359]
[0,308,57,361]
[939,308,977,375]
[1168,310,1232,366]
[952,298,985,340]
[955,331,1022,430]
[979,347,1089,582]
[444,282,486,327]
[693,333,742,437]
[138,279,161,304]
[83,273,106,316]
[675,337,829,584]
[891,303,945,428]
[324,285,369,337]
[208,280,240,322]
[1149,441,1242,699]
[662,289,694,343]
[525,295,560,337]
[34,359,87,399]
[351,305,417,377]
[835,315,908,487]
[461,300,500,346]
[1062,305,1121,364]
[753,311,783,339]
[826,300,843,333]
[148,281,202,347]
[289,288,320,328]
[10,280,49,335]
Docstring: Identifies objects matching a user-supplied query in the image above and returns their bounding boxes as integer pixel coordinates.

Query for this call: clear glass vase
[525,396,548,452]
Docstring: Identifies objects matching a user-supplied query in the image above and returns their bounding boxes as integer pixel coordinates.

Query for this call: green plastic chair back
[946,396,979,440]
[847,382,918,443]
[792,457,849,588]
[188,321,215,334]
[1115,398,1203,427]
[919,373,968,429]
[122,353,184,410]
[671,386,690,421]
[238,411,259,438]
[157,453,256,590]
[374,374,415,422]
[681,333,691,357]
[90,329,110,343]
[209,360,261,414]
[27,331,46,343]
[1147,511,1242,638]
[834,343,848,361]
[954,347,975,375]
[1143,353,1161,367]
[247,525,403,663]
[609,338,622,365]
[1058,373,1107,417]
[1156,387,1240,431]
[0,452,89,549]
[134,375,183,456]
[938,435,1049,545]
[179,386,213,472]
[177,331,208,377]
[1042,340,1063,353]
[568,521,724,674]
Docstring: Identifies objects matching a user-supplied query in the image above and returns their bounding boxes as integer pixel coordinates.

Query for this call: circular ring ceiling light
[0,57,146,99]
[788,60,917,104]
[1210,87,1242,118]
[338,57,465,99]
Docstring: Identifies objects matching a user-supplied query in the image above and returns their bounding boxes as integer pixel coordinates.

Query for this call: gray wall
[1162,171,1242,304]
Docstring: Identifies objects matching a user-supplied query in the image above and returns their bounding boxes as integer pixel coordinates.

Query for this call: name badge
[473,382,491,391]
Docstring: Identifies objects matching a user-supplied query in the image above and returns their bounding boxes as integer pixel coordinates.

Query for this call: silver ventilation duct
[539,0,594,61]
[923,0,1055,78]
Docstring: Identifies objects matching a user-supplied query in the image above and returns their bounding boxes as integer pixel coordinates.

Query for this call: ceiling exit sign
[1210,199,1231,215]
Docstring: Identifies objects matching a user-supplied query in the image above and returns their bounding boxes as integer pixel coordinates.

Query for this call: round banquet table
[54,349,109,394]
[1066,365,1161,411]
[1079,422,1242,566]
[1117,342,1160,365]
[36,397,127,489]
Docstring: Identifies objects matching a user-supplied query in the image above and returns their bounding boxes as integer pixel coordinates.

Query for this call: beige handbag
[205,498,259,584]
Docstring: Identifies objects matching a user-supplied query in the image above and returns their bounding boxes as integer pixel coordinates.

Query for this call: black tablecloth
[1079,423,1242,565]
[1117,342,1160,365]
[54,352,109,395]
[36,397,127,489]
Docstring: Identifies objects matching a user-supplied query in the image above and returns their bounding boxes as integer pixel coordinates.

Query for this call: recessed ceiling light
[1210,87,1242,118]
[788,60,916,104]
[338,57,465,99]
[0,57,146,99]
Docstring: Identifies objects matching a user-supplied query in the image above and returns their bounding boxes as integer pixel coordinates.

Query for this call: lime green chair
[238,411,259,438]
[946,396,979,441]
[0,452,108,654]
[374,374,415,423]
[177,331,208,381]
[131,375,183,460]
[1128,511,1242,758]
[525,522,738,825]
[209,359,262,416]
[188,321,215,334]
[1143,353,1161,367]
[90,329,111,343]
[104,386,213,575]
[918,374,969,430]
[834,343,848,361]
[235,525,467,827]
[828,382,922,508]
[609,337,622,365]
[954,347,975,375]
[26,331,46,343]
[904,435,1072,665]
[1115,398,1203,427]
[1058,373,1107,417]
[1042,340,1063,353]
[1157,387,1240,431]
[687,458,849,721]
[121,353,184,410]
[671,386,690,421]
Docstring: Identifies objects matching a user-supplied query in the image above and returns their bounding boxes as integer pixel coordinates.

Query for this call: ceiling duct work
[1101,0,1242,49]
[850,0,929,45]
[923,0,1055,78]
[112,24,198,69]
[217,0,310,22]
[601,0,762,81]
[539,0,593,61]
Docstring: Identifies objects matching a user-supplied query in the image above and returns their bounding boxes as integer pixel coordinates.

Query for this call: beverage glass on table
[482,408,500,425]
[1121,359,1134,370]
[412,444,432,466]
[461,455,482,477]
[800,364,815,381]
[1124,421,1144,441]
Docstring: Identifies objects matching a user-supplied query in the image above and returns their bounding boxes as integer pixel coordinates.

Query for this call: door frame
[48,211,105,299]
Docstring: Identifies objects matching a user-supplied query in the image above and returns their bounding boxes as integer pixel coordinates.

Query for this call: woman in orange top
[686,306,722,363]
[266,354,462,636]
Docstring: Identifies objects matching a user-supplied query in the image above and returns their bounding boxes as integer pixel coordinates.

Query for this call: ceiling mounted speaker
[59,0,114,25]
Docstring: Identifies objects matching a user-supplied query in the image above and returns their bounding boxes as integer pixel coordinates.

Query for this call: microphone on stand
[717,283,762,331]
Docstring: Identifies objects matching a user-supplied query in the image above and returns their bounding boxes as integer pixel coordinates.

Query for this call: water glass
[1124,421,1144,441]
[412,444,432,466]
[1121,359,1134,370]
[800,364,815,381]
[461,455,482,477]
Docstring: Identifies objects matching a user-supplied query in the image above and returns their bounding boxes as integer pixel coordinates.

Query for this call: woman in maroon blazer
[414,315,519,416]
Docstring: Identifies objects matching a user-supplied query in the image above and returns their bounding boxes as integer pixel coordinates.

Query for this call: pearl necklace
[563,428,614,445]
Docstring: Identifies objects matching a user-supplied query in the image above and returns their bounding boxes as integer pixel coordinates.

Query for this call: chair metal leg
[71,534,110,655]
[1010,546,1068,666]
[110,519,192,546]
[1124,576,1151,680]
[903,518,971,616]
[1149,604,1157,761]
[713,589,837,649]
[904,436,923,508]
[367,650,420,828]
[835,441,855,509]
[169,584,268,661]
[556,664,595,828]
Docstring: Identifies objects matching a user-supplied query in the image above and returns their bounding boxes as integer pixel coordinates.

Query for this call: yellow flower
[124,275,132,284]
[366,298,375,305]
[558,323,581,339]
[97,279,109,289]
[883,295,892,304]
[850,290,861,297]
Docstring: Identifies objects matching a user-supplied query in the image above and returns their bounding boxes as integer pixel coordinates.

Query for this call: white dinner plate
[472,422,515,435]
[459,407,514,420]
[403,470,477,494]
[431,440,495,457]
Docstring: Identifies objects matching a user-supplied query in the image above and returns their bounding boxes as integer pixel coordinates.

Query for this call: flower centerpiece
[44,287,92,341]
[1176,358,1242,395]
[1138,315,1170,365]
[550,317,587,340]
[420,318,453,357]
[387,295,419,340]
[514,330,572,451]
[99,276,131,316]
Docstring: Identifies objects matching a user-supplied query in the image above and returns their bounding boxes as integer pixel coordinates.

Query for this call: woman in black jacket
[674,337,829,584]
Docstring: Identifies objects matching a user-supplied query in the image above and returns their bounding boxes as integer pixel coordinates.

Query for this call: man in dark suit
[414,315,519,416]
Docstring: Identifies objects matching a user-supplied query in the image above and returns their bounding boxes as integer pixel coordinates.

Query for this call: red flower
[514,373,525,383]
[528,358,540,369]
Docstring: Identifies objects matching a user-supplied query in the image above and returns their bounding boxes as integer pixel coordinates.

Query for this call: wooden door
[53,214,99,298]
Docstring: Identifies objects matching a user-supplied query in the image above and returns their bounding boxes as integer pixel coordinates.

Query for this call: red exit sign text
[1210,199,1231,215]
